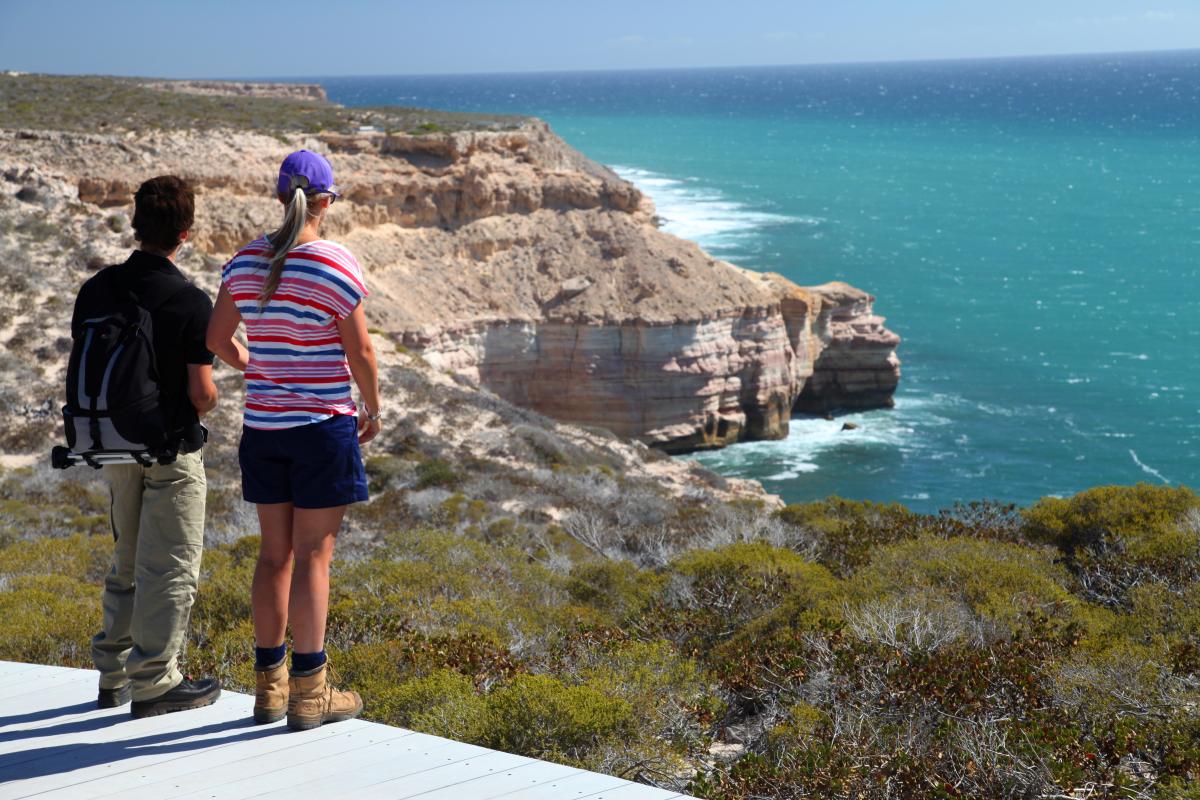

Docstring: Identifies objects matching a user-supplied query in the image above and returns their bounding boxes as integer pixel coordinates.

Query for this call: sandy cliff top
[1,122,790,329]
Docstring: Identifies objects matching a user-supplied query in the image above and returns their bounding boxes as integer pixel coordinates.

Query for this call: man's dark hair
[132,175,194,252]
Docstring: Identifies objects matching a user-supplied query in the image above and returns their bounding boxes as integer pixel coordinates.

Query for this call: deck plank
[0,661,698,800]
[89,723,399,799]
[335,750,537,800]
[242,736,505,799]
[576,783,687,799]
[0,667,94,703]
[411,759,581,799]
[489,770,631,799]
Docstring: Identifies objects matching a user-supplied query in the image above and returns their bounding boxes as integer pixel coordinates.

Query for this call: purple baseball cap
[277,150,340,198]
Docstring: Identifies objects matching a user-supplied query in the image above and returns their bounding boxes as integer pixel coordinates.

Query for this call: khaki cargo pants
[91,450,206,702]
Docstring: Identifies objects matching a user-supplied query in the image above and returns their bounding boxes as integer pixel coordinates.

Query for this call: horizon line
[8,46,1199,84]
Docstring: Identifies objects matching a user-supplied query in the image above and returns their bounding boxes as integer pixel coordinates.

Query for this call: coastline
[0,73,900,462]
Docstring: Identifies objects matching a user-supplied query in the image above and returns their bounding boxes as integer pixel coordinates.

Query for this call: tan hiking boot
[254,659,288,724]
[287,661,363,731]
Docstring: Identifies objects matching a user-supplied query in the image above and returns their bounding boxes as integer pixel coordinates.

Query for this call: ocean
[309,51,1200,512]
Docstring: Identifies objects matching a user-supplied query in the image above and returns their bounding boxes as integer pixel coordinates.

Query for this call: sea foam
[612,165,814,257]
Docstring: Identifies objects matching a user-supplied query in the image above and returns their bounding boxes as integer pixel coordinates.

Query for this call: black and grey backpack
[53,268,187,469]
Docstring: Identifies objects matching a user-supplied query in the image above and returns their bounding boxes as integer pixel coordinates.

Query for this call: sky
[1,0,1198,78]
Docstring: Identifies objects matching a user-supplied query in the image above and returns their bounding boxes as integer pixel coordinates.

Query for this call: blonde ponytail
[260,188,308,306]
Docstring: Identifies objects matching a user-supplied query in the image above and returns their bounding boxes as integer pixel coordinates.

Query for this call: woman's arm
[205,285,249,372]
[336,303,381,444]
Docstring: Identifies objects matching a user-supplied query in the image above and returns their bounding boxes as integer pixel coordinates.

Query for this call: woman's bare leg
[252,502,294,649]
[289,505,346,653]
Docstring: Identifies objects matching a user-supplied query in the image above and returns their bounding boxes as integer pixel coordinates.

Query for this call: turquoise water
[311,52,1200,511]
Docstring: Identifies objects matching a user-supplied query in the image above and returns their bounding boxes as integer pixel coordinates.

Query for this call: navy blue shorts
[239,415,369,509]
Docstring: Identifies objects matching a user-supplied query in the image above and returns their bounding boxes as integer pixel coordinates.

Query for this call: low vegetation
[1,469,1197,798]
[0,74,525,135]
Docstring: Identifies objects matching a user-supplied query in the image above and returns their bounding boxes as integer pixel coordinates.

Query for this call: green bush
[566,559,665,623]
[1,478,1197,798]
[415,458,461,489]
[364,455,411,493]
[189,536,258,644]
[0,574,98,666]
[1023,484,1199,552]
[849,536,1077,632]
[0,532,111,582]
[480,673,636,764]
[672,541,835,609]
[776,497,918,574]
[656,542,841,656]
[1023,484,1200,606]
[385,669,487,739]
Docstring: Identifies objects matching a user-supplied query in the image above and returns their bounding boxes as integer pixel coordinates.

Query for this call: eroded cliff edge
[0,82,899,454]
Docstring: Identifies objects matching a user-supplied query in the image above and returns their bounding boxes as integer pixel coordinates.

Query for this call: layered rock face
[1,116,900,452]
[794,283,903,414]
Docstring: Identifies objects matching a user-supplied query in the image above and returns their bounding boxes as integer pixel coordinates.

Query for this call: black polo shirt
[71,250,214,448]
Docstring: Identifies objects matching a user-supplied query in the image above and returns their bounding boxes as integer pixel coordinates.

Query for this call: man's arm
[187,363,218,416]
[205,286,249,371]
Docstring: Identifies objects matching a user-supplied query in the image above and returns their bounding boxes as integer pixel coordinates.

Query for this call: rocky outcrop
[142,80,328,102]
[794,283,903,414]
[0,111,900,454]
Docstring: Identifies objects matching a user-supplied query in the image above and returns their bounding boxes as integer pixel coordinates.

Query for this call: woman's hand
[358,413,381,445]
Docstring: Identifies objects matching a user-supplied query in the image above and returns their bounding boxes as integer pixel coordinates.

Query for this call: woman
[206,149,381,730]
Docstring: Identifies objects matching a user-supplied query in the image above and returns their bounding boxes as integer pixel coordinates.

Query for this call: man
[72,175,221,717]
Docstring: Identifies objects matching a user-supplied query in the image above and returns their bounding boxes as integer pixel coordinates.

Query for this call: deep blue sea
[307,51,1200,512]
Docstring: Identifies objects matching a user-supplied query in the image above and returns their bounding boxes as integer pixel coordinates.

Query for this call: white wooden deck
[0,661,696,800]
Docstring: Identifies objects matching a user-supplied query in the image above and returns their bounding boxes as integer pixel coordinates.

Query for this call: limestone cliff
[0,91,899,454]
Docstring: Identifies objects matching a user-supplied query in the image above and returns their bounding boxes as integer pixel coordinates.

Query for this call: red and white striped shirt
[221,237,368,430]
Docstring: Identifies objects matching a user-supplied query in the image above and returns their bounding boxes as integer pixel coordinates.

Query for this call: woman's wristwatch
[364,407,383,423]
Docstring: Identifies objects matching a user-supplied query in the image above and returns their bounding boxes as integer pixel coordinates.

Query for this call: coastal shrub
[348,488,418,531]
[188,536,258,642]
[0,496,109,547]
[775,497,918,574]
[1023,484,1200,606]
[0,574,98,666]
[655,542,841,654]
[764,701,828,752]
[335,645,488,738]
[364,454,415,492]
[694,618,1096,800]
[0,466,109,512]
[183,618,257,694]
[0,532,111,582]
[375,669,487,740]
[707,606,840,711]
[479,673,637,765]
[573,638,710,768]
[414,458,461,489]
[847,536,1078,633]
[565,559,665,623]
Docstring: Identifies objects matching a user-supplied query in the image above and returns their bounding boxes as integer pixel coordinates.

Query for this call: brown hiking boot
[254,659,288,724]
[287,661,362,731]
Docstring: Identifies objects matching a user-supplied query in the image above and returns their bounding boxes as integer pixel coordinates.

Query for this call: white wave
[690,396,937,480]
[1129,449,1171,484]
[611,164,816,254]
